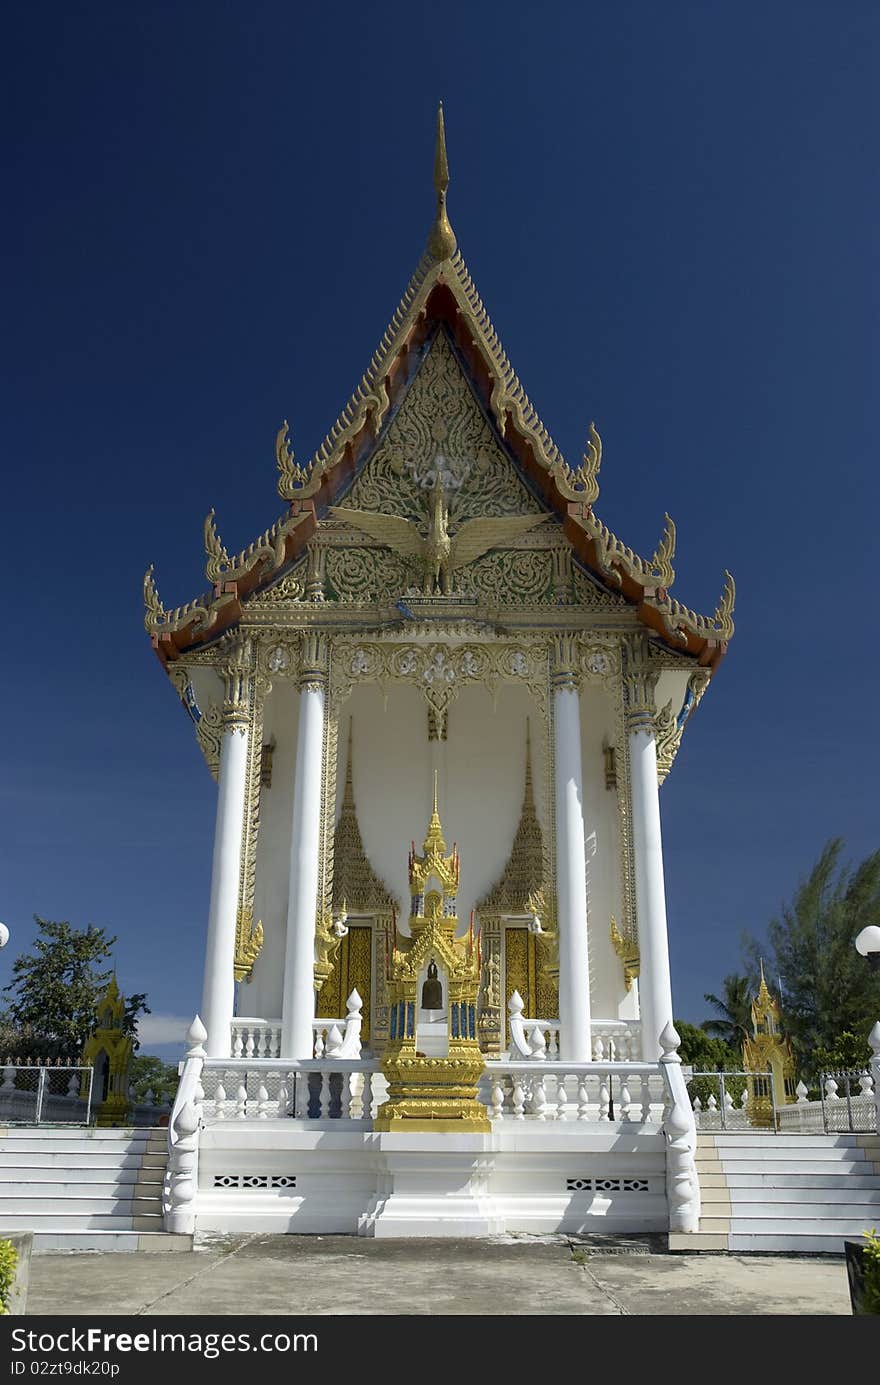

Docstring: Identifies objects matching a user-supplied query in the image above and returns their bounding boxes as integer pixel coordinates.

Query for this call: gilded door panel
[316,925,372,1041]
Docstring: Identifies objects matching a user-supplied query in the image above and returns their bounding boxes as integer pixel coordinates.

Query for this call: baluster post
[362,1071,373,1123]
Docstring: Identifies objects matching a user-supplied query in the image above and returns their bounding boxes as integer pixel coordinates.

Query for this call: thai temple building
[147,110,735,1237]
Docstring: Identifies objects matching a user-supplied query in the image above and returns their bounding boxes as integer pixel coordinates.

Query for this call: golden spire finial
[423,770,447,853]
[427,102,457,263]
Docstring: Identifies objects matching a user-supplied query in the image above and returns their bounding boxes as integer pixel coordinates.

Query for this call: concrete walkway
[27,1236,852,1316]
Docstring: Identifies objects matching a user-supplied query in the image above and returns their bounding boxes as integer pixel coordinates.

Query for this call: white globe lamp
[855,925,880,970]
[0,923,9,949]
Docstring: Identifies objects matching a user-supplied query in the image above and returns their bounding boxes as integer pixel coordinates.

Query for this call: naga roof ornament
[144,108,734,669]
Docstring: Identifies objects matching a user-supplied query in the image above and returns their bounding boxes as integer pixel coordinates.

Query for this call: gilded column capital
[623,636,659,733]
[219,638,256,733]
[299,630,328,692]
[550,633,580,692]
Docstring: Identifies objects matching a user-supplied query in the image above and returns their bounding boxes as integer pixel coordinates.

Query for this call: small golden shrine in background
[375,780,489,1132]
[742,963,797,1126]
[81,976,134,1127]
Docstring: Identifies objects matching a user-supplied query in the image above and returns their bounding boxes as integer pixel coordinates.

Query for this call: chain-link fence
[0,1062,94,1124]
[685,1070,777,1131]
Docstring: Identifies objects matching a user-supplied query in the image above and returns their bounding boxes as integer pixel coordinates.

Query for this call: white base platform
[194,1123,669,1238]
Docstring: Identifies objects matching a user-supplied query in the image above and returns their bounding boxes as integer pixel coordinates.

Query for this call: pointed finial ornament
[423,770,447,853]
[427,103,457,262]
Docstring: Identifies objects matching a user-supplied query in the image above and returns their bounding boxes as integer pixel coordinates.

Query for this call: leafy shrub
[863,1229,880,1315]
[0,1239,18,1314]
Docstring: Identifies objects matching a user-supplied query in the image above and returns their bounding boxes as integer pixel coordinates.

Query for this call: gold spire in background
[427,103,457,262]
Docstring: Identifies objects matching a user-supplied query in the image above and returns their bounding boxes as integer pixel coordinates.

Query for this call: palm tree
[702,973,753,1049]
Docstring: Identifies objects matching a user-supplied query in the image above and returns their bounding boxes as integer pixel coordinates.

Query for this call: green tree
[674,1020,741,1072]
[675,1019,745,1107]
[1,917,149,1059]
[744,840,880,1083]
[129,1055,179,1105]
[701,973,753,1048]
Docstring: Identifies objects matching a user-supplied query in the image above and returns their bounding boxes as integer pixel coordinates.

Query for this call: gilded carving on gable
[324,547,418,602]
[345,333,542,523]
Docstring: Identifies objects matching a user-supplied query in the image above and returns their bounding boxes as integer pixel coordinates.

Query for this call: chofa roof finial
[427,102,457,263]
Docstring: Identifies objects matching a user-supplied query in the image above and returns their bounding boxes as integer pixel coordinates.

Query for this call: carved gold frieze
[654,669,712,784]
[610,915,639,992]
[234,909,264,983]
[329,637,549,720]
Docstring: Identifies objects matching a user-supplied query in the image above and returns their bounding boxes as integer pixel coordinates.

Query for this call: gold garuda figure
[331,472,545,596]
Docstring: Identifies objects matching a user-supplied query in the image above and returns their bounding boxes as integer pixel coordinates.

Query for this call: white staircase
[0,1126,191,1252]
[670,1132,880,1254]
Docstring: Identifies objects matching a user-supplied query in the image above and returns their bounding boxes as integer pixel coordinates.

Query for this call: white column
[281,639,327,1059]
[200,658,251,1059]
[625,639,673,1061]
[552,637,592,1062]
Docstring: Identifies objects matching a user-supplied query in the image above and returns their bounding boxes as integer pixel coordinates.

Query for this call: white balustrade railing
[199,1058,375,1124]
[590,1021,642,1062]
[231,990,364,1062]
[505,992,641,1061]
[482,1062,666,1122]
[230,1018,281,1058]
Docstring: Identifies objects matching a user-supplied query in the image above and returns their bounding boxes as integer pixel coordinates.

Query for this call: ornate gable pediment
[344,330,545,523]
[146,113,731,670]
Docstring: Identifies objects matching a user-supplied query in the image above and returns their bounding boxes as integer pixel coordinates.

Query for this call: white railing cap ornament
[186,1016,208,1058]
[658,1022,682,1063]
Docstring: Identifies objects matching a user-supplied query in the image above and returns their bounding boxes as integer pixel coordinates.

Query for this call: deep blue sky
[2,4,877,1056]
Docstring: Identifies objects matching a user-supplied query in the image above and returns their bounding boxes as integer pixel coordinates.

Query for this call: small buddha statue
[421,960,443,1011]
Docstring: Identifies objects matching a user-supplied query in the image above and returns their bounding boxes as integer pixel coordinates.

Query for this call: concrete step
[700,1146,875,1162]
[31,1231,192,1254]
[0,1186,163,1201]
[0,1152,158,1170]
[725,1185,880,1204]
[0,1214,163,1231]
[0,1196,162,1215]
[668,1231,728,1252]
[699,1159,877,1175]
[0,1165,164,1185]
[723,1172,880,1190]
[728,1233,868,1254]
[706,1133,877,1149]
[0,1127,159,1142]
[727,1201,880,1218]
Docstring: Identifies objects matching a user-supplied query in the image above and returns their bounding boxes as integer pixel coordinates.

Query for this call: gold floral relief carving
[345,333,543,523]
[247,561,308,606]
[329,638,549,721]
[324,547,418,602]
[461,549,554,604]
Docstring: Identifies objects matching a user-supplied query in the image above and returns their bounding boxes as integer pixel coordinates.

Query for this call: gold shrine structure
[375,779,488,1132]
[742,965,798,1124]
